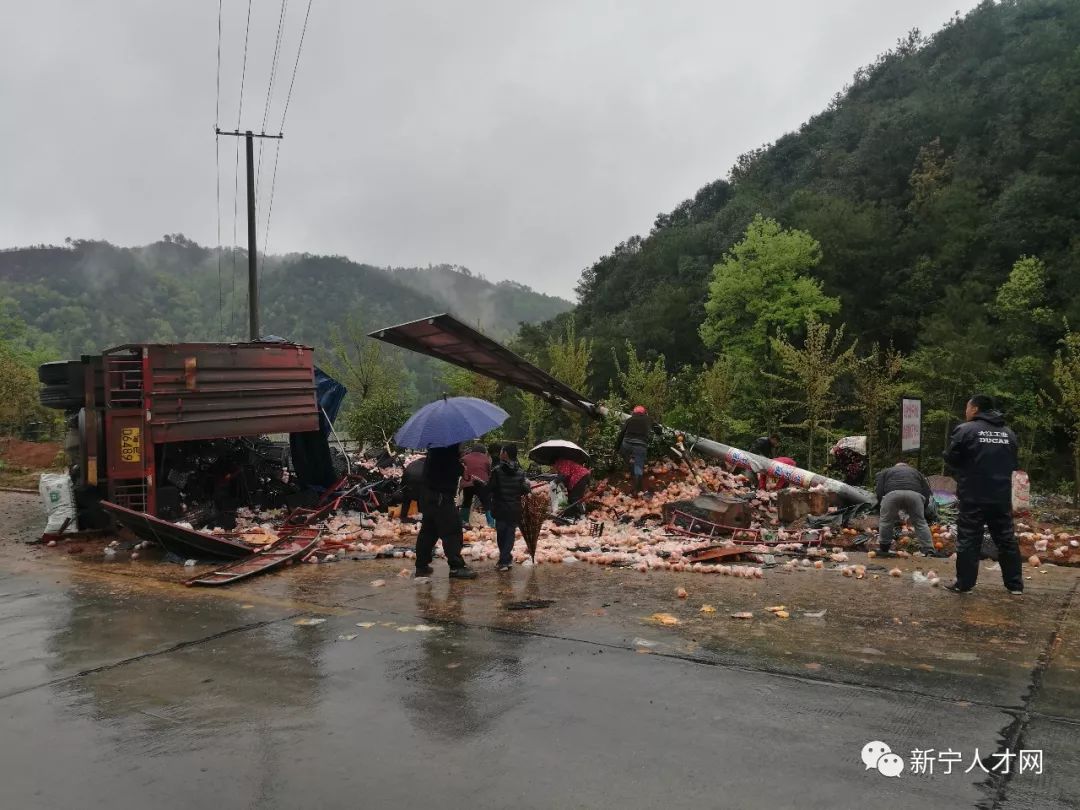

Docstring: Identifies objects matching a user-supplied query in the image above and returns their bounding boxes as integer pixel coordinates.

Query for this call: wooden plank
[185,529,322,587]
[685,545,751,563]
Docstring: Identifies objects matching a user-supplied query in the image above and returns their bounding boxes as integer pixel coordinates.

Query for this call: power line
[262,0,314,257]
[257,0,289,212]
[215,0,223,125]
[262,140,282,256]
[279,0,313,129]
[235,0,253,128]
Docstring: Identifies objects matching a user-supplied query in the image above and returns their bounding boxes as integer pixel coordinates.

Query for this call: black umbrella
[528,440,590,466]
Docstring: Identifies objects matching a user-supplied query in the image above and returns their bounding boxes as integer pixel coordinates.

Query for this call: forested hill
[533,0,1080,391]
[0,237,571,357]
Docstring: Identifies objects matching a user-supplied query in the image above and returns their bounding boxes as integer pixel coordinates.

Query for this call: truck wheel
[39,384,83,411]
[74,485,111,530]
[38,360,83,387]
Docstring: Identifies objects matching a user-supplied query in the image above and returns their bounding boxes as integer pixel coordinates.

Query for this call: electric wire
[257,0,289,211]
[262,0,313,257]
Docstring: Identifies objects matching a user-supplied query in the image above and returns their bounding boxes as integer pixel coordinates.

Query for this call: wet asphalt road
[1,492,1079,809]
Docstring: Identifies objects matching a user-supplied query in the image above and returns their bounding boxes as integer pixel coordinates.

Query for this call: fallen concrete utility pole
[596,404,874,505]
[368,314,875,506]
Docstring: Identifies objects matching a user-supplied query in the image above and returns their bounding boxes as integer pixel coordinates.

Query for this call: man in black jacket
[749,434,780,459]
[875,461,945,557]
[943,395,1022,594]
[415,444,477,579]
[615,406,658,494]
[488,444,531,571]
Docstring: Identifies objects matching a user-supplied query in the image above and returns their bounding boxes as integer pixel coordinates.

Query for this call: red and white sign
[901,398,922,452]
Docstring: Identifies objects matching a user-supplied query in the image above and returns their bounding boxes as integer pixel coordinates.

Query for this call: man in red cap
[615,405,656,494]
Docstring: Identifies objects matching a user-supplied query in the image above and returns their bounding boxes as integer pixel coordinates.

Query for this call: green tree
[0,303,62,439]
[697,353,750,442]
[547,315,592,396]
[324,315,412,448]
[769,319,857,469]
[518,390,548,451]
[326,316,403,402]
[613,342,669,422]
[994,256,1056,350]
[852,343,904,474]
[907,286,997,471]
[908,137,954,212]
[345,389,411,451]
[581,396,629,475]
[699,215,839,363]
[1052,326,1080,503]
[516,352,551,449]
[989,256,1056,470]
[0,342,60,439]
[441,366,500,402]
[546,316,593,441]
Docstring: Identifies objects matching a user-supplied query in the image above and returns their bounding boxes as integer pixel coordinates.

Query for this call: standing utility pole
[216,128,284,341]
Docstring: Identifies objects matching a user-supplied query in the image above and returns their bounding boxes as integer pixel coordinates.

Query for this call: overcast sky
[0,0,979,299]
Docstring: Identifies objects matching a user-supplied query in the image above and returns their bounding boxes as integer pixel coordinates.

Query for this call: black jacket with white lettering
[942,411,1018,505]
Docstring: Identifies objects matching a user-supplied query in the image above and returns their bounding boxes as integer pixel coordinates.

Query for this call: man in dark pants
[875,460,947,557]
[415,444,477,579]
[489,444,530,571]
[943,394,1023,595]
[615,406,658,494]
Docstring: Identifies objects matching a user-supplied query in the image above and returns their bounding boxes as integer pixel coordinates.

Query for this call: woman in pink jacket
[551,457,592,519]
[459,444,494,526]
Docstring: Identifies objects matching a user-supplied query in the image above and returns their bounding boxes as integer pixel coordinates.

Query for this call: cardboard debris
[649,612,680,626]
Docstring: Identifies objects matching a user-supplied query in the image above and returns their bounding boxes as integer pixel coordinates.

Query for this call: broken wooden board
[685,545,753,563]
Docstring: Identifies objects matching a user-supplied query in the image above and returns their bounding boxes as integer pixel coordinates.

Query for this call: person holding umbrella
[529,440,592,520]
[414,444,475,578]
[552,458,591,519]
[395,396,509,579]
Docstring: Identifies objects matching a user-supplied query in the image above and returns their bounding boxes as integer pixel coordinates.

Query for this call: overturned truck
[370,314,874,506]
[38,341,342,528]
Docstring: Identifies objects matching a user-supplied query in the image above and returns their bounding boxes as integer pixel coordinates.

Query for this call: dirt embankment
[0,437,64,489]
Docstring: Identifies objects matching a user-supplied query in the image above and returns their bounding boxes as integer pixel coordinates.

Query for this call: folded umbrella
[393,396,509,450]
[520,489,550,561]
[528,439,590,466]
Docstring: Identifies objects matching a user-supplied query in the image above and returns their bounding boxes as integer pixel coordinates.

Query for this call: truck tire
[38,360,83,387]
[74,484,111,530]
[39,384,83,411]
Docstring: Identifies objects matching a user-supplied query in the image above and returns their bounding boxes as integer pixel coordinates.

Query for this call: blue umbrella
[394,396,509,449]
